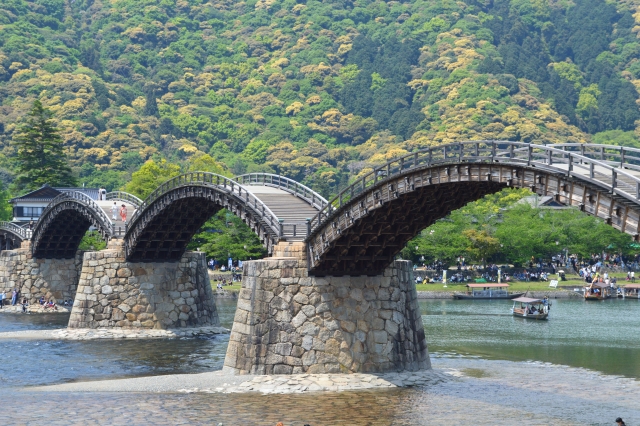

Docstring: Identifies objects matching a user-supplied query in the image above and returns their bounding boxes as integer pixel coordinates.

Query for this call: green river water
[0,297,638,425]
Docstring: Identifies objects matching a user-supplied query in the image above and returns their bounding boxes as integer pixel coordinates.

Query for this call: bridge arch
[306,141,640,276]
[0,221,31,250]
[31,191,114,258]
[123,172,285,262]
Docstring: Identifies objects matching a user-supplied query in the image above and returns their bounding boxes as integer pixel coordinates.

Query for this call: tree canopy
[12,100,76,192]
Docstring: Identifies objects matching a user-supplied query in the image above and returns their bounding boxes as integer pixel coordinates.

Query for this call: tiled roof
[9,185,99,203]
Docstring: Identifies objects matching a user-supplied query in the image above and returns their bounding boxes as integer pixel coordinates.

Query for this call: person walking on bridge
[111,202,118,221]
[120,204,128,224]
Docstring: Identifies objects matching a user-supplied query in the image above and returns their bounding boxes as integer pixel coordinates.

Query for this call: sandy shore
[29,369,450,394]
[0,325,229,340]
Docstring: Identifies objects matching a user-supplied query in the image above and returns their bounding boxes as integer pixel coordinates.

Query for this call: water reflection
[421,298,640,378]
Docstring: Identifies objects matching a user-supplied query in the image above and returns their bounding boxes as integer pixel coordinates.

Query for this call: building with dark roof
[9,184,100,223]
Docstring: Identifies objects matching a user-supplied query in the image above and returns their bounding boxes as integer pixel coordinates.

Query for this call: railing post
[279,219,284,239]
[306,218,311,236]
[568,155,573,176]
[509,143,514,160]
[459,142,463,162]
[590,162,594,179]
[414,153,418,169]
[527,145,532,166]
[491,141,496,160]
[600,146,605,161]
[612,169,617,192]
[429,149,433,165]
[548,149,552,166]
[621,147,625,168]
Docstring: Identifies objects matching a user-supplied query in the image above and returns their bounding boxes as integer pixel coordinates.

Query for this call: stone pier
[68,241,219,329]
[0,241,83,304]
[224,243,430,375]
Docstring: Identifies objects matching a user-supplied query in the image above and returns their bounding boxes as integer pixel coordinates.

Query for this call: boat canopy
[589,282,610,288]
[466,283,509,288]
[623,284,640,289]
[512,297,542,303]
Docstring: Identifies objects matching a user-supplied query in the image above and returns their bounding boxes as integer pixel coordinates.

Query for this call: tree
[0,181,13,221]
[12,100,77,192]
[462,229,501,270]
[188,210,267,262]
[144,86,159,117]
[125,159,181,199]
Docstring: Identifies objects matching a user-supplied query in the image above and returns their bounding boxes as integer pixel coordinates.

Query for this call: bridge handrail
[233,173,328,210]
[105,191,143,208]
[0,221,31,240]
[548,143,640,171]
[307,140,640,235]
[126,172,283,238]
[35,190,114,237]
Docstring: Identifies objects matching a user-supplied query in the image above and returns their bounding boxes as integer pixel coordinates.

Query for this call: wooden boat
[621,284,640,299]
[584,282,612,300]
[453,283,524,300]
[511,296,550,320]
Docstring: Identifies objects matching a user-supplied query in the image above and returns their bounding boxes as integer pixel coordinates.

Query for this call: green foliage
[407,188,634,267]
[12,100,76,192]
[0,0,639,203]
[0,181,13,221]
[78,231,107,251]
[188,210,267,262]
[124,159,181,199]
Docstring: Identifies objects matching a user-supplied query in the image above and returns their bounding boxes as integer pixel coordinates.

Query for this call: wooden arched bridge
[3,141,640,274]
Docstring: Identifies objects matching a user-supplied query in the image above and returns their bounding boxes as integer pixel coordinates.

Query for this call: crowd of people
[0,288,72,313]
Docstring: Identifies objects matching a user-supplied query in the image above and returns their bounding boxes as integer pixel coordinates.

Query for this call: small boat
[621,284,640,299]
[584,282,612,300]
[511,296,550,320]
[453,283,524,300]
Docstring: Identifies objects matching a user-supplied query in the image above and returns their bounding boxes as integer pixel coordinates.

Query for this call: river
[0,298,638,425]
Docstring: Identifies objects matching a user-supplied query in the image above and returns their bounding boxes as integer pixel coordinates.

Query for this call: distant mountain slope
[1,0,639,195]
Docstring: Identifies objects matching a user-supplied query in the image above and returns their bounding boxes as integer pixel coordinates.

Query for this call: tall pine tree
[13,100,77,192]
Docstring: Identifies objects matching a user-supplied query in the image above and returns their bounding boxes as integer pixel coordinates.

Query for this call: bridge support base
[0,243,83,304]
[224,243,430,374]
[69,242,218,329]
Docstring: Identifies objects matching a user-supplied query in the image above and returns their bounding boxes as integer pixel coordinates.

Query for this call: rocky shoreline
[0,325,229,340]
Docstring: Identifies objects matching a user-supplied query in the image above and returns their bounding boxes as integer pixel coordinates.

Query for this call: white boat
[511,296,550,320]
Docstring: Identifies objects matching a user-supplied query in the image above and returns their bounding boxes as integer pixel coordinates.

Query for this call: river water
[1,298,639,425]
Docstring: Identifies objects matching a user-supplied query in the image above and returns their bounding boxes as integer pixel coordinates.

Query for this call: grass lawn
[216,283,242,293]
[416,272,630,292]
[209,270,630,294]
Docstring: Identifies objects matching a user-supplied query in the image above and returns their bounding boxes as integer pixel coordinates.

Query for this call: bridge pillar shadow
[0,241,83,305]
[224,242,430,374]
[68,240,219,329]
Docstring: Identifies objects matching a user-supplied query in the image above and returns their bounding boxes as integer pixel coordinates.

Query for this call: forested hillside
[2,0,640,196]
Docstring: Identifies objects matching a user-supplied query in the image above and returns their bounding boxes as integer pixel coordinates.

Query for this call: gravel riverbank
[0,325,229,340]
[30,369,450,394]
